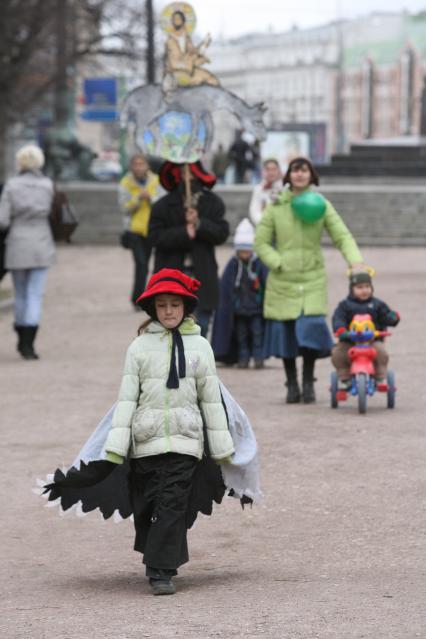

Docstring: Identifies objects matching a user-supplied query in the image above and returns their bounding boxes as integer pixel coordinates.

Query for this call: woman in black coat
[148,161,229,337]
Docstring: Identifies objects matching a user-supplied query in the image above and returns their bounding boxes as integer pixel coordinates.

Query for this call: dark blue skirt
[263,315,334,359]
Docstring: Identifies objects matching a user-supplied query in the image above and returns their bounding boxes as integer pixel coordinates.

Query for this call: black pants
[127,233,151,305]
[130,453,198,571]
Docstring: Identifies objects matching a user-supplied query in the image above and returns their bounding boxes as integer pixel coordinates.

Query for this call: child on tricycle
[330,271,400,412]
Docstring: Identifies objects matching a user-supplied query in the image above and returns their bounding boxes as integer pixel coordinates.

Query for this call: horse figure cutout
[120,84,267,162]
[120,2,267,163]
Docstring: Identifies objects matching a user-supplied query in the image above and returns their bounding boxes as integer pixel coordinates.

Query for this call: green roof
[343,14,426,68]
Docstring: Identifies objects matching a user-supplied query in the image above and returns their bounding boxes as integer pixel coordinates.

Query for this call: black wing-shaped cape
[42,459,132,520]
[38,382,261,525]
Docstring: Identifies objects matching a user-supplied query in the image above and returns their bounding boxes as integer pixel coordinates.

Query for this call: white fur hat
[234,217,255,250]
[16,144,45,171]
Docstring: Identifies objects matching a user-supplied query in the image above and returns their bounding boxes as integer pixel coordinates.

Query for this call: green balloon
[291,191,327,223]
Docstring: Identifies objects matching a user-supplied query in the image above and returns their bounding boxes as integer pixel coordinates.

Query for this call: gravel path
[0,245,425,639]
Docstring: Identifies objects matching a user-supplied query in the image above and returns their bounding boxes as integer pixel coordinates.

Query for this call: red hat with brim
[159,161,217,191]
[136,268,201,312]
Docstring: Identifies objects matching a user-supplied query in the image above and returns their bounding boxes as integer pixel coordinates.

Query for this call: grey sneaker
[150,578,176,595]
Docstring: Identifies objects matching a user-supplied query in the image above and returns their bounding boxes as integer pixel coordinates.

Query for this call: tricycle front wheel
[387,370,396,409]
[357,373,367,414]
[330,371,338,408]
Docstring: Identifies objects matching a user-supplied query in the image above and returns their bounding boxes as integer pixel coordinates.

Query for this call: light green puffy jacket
[254,189,363,320]
[104,318,235,461]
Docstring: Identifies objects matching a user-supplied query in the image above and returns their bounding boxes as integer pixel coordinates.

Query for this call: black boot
[14,325,24,356]
[149,577,176,596]
[20,326,39,360]
[28,325,39,359]
[302,352,316,403]
[283,358,301,403]
[147,567,176,595]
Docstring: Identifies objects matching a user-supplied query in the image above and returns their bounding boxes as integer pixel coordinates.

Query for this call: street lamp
[146,0,155,84]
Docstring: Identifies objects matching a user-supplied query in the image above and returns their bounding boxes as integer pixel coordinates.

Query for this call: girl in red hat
[103,268,234,595]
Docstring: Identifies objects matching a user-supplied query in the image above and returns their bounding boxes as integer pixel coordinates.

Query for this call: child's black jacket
[332,295,400,334]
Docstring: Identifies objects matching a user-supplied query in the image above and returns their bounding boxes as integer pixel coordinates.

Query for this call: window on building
[400,48,415,135]
[361,59,374,138]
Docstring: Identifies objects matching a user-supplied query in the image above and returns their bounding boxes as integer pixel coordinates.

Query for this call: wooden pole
[184,163,192,209]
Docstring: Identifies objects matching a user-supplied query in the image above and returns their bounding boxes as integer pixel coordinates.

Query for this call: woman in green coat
[254,157,364,404]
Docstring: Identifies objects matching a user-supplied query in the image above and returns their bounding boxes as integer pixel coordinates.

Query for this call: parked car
[90,158,121,182]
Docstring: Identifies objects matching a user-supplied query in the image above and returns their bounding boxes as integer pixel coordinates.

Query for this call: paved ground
[0,245,425,639]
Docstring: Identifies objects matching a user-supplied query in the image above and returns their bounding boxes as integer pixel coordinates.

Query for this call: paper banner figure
[120,2,267,165]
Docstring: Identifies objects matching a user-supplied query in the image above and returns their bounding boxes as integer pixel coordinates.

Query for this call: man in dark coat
[148,161,229,337]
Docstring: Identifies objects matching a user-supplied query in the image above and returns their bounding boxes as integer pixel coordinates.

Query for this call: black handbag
[0,228,8,282]
[120,230,132,249]
[0,184,7,281]
[50,189,79,242]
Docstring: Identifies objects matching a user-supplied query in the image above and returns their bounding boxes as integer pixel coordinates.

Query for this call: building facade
[208,11,426,160]
[341,12,426,147]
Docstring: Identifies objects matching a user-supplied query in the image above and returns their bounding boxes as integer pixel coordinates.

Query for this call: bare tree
[0,0,149,179]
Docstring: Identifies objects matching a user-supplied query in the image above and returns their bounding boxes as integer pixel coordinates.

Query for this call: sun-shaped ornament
[160,2,196,35]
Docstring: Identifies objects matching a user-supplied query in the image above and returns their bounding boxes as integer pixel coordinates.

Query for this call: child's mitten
[216,456,232,465]
[386,310,400,326]
[106,451,125,465]
[335,327,350,341]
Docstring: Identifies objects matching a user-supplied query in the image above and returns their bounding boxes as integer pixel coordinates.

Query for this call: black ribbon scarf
[166,328,186,389]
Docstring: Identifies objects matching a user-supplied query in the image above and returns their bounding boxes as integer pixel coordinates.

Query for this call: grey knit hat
[349,271,372,287]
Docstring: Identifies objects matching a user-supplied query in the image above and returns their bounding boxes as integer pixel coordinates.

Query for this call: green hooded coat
[254,189,363,321]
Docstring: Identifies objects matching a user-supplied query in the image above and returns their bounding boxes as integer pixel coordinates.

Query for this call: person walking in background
[248,140,262,184]
[254,156,365,404]
[228,130,252,184]
[211,144,230,184]
[148,161,229,338]
[0,145,55,360]
[212,218,267,368]
[119,154,160,309]
[249,158,282,226]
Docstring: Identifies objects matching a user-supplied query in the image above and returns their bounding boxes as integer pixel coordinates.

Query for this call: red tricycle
[330,314,396,414]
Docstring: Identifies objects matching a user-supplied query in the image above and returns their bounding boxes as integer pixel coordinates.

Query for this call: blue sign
[81,78,118,121]
[83,78,117,106]
[80,109,118,122]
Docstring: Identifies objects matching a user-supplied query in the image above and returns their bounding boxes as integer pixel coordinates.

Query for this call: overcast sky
[157,0,426,38]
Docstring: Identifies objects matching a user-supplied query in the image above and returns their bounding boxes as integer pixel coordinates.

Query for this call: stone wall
[62,181,426,247]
